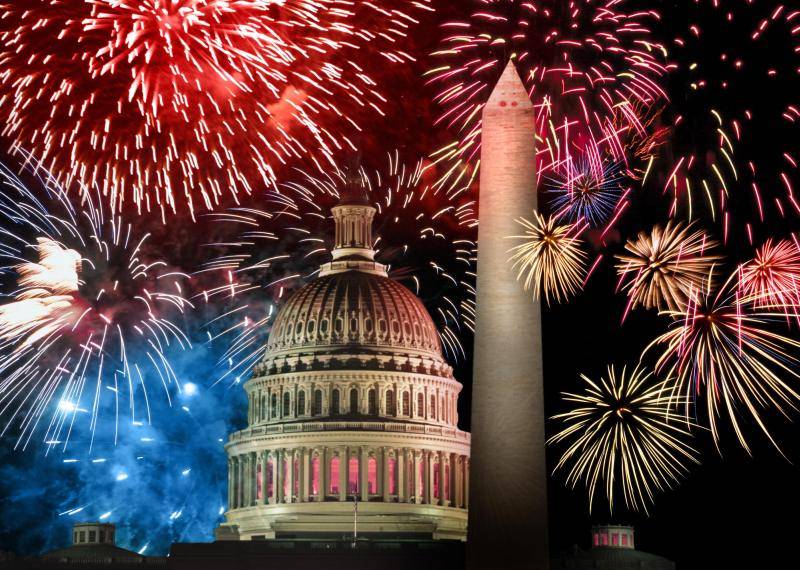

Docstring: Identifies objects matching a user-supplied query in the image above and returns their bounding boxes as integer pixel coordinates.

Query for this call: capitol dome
[218,185,470,542]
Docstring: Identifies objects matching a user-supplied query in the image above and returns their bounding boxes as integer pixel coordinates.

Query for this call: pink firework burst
[738,238,800,309]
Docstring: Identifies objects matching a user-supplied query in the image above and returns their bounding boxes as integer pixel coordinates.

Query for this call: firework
[549,364,698,514]
[616,221,721,313]
[738,238,800,310]
[657,1,800,243]
[646,274,800,454]
[508,212,587,305]
[545,153,626,228]
[0,0,431,217]
[199,151,477,382]
[426,0,667,191]
[0,158,192,451]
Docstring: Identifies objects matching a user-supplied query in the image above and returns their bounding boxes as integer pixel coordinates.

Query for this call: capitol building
[216,186,471,542]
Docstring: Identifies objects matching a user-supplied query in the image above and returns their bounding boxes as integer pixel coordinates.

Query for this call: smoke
[0,337,246,556]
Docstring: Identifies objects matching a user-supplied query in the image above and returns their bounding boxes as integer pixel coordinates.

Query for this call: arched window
[388,456,397,495]
[386,390,395,415]
[256,462,263,500]
[311,456,320,496]
[312,389,322,416]
[368,389,377,415]
[297,391,306,416]
[417,393,424,417]
[260,395,266,420]
[348,456,359,494]
[441,395,446,422]
[433,460,440,500]
[266,459,274,499]
[402,391,410,416]
[331,389,340,415]
[330,456,340,494]
[349,388,359,413]
[271,393,277,418]
[444,462,450,501]
[430,397,436,420]
[368,456,378,494]
[282,392,290,416]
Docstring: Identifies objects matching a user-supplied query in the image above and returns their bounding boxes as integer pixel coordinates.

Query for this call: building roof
[41,543,143,562]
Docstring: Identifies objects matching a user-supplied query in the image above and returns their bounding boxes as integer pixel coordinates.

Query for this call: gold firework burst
[549,364,698,514]
[616,221,721,312]
[509,212,587,305]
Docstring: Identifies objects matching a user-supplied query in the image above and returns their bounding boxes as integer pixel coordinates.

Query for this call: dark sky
[1,2,799,569]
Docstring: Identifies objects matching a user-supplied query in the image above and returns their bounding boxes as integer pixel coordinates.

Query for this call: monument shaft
[467,62,548,569]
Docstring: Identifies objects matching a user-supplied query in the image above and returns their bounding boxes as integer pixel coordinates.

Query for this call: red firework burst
[738,238,800,309]
[425,0,667,188]
[0,0,430,217]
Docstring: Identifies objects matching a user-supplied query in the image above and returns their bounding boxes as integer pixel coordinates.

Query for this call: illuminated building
[217,185,471,541]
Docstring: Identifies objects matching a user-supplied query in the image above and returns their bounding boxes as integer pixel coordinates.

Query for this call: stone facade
[218,191,470,541]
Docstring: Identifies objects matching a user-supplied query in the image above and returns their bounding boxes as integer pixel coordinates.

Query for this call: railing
[227,421,470,443]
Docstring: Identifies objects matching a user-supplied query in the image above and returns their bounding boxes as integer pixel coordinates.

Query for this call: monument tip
[485,59,533,111]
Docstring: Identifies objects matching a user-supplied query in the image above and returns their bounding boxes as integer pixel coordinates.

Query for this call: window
[349,388,359,413]
[282,392,290,416]
[256,463,263,500]
[402,391,410,416]
[260,395,266,420]
[612,533,619,546]
[89,531,96,543]
[297,391,306,416]
[330,456,340,494]
[441,395,446,422]
[430,397,436,419]
[73,532,77,544]
[386,390,395,415]
[601,533,609,546]
[348,457,359,494]
[388,456,397,495]
[368,457,377,494]
[79,531,85,543]
[271,394,277,418]
[417,393,424,417]
[312,389,322,416]
[266,459,274,498]
[311,456,320,496]
[332,389,340,414]
[622,534,628,546]
[593,533,600,546]
[368,389,377,415]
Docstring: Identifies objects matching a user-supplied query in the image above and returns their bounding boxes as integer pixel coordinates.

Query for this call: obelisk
[467,61,548,569]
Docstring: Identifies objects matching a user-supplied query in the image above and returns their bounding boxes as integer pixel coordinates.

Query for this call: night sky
[1,2,799,569]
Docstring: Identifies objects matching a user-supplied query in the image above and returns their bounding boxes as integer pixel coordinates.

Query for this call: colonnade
[228,445,469,511]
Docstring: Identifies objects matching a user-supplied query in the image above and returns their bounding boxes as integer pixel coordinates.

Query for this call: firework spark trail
[0,158,192,451]
[198,151,477,382]
[548,364,698,514]
[646,272,800,455]
[0,0,432,217]
[508,211,588,305]
[426,0,667,192]
[657,1,800,241]
[616,220,721,313]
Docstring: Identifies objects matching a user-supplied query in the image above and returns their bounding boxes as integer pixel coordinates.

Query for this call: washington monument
[467,60,549,569]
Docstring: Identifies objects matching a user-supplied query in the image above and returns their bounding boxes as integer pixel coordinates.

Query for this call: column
[269,451,278,504]
[276,450,285,503]
[286,450,295,503]
[464,458,470,509]
[440,452,448,506]
[300,448,309,502]
[425,451,434,505]
[382,447,390,502]
[412,451,422,504]
[397,448,406,503]
[226,458,233,510]
[318,447,327,502]
[360,447,369,502]
[338,447,347,502]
